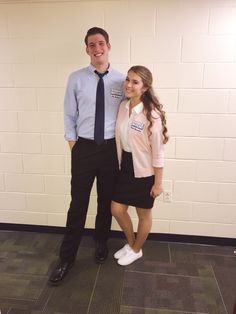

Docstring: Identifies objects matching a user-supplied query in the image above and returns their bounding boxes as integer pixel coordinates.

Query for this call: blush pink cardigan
[115,100,164,178]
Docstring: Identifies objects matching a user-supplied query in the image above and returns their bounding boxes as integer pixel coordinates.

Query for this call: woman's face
[124,70,146,101]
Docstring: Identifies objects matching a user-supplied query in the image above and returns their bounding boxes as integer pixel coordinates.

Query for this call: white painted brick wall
[219,184,236,204]
[0,64,13,86]
[0,88,37,111]
[0,133,42,154]
[155,63,204,88]
[0,154,23,173]
[0,175,4,191]
[178,90,229,113]
[0,0,235,237]
[0,38,34,63]
[224,139,236,161]
[0,193,26,210]
[209,7,236,34]
[176,138,224,160]
[5,174,45,193]
[44,175,70,195]
[182,35,236,62]
[229,91,236,113]
[204,64,236,88]
[41,134,68,155]
[18,112,63,133]
[26,194,66,213]
[0,112,18,132]
[174,181,219,203]
[13,64,60,87]
[23,155,65,174]
[36,88,64,112]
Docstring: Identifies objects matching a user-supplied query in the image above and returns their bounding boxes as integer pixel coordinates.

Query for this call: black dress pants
[59,137,118,263]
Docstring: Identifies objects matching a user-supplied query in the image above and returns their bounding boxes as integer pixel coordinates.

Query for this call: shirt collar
[125,100,144,114]
[88,63,111,75]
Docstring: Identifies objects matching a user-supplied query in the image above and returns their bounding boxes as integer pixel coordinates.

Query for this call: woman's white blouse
[119,101,143,153]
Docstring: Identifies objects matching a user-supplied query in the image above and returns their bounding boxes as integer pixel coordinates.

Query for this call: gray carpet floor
[0,231,235,314]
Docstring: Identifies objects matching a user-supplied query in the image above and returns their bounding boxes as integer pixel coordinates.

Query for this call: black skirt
[112,151,155,209]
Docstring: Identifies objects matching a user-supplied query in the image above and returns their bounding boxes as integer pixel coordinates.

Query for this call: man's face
[86,33,111,67]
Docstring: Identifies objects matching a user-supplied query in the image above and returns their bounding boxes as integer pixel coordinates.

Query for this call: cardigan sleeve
[150,111,164,168]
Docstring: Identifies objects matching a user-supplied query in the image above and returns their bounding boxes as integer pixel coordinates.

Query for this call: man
[49,27,125,285]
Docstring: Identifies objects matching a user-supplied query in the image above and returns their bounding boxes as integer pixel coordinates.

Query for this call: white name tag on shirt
[131,120,144,132]
[111,89,123,99]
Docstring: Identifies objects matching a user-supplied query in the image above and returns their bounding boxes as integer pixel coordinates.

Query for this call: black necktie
[94,70,108,145]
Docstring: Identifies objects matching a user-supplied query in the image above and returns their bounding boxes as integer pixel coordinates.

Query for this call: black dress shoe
[48,261,74,286]
[94,242,108,264]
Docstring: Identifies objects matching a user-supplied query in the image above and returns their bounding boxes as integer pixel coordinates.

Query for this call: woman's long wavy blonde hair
[128,65,169,144]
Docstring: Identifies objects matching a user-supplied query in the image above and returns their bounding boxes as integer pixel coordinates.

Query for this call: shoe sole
[117,253,143,266]
[48,279,62,286]
[95,256,108,264]
[94,252,108,264]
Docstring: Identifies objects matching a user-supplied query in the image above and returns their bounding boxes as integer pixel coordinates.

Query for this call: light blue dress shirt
[64,64,125,141]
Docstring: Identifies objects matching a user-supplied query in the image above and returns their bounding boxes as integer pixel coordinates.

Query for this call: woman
[112,65,168,266]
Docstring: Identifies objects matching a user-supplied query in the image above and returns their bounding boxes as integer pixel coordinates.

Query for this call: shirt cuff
[64,132,77,141]
[152,158,164,168]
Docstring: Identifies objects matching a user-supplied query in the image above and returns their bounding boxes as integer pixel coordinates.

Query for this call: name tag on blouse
[131,120,144,132]
[111,89,123,99]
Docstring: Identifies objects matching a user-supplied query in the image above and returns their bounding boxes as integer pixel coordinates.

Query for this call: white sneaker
[114,244,131,259]
[117,249,143,266]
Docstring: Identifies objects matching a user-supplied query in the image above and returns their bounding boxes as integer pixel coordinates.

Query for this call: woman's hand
[150,184,163,199]
[151,167,163,199]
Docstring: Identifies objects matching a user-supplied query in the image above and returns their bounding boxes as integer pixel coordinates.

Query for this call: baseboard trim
[0,223,235,246]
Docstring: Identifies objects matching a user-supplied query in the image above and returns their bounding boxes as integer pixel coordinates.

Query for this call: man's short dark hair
[84,27,109,46]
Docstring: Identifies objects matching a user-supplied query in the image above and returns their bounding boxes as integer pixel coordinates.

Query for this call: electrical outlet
[163,191,172,203]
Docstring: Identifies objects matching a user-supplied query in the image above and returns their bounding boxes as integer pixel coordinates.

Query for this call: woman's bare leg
[132,207,152,253]
[111,201,135,246]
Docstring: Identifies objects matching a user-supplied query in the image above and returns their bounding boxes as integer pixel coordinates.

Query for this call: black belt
[78,137,115,144]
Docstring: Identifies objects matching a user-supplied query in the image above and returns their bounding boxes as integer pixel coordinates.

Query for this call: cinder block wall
[0,0,236,238]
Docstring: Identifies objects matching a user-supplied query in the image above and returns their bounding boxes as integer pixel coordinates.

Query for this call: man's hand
[68,141,76,151]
